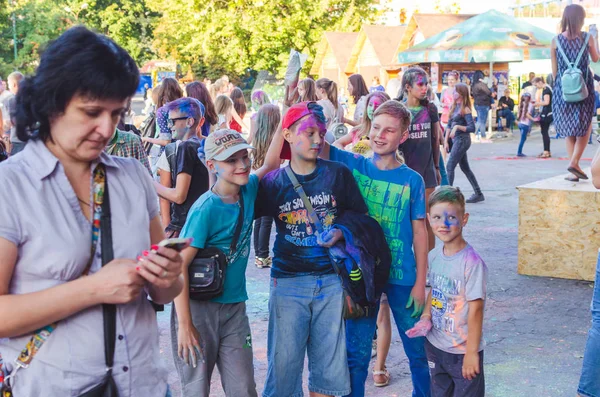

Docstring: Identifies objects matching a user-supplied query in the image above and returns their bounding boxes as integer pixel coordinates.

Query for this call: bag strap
[229,191,245,255]
[555,36,572,67]
[1,164,112,392]
[100,168,116,377]
[556,33,590,68]
[284,166,347,279]
[165,142,178,188]
[574,32,591,67]
[285,166,323,233]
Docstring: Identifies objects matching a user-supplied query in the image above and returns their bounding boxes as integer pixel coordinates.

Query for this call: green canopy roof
[398,10,555,64]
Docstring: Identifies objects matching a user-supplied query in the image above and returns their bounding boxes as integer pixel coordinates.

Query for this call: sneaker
[466,193,485,203]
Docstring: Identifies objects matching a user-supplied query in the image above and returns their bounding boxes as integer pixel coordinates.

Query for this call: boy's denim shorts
[263,274,350,397]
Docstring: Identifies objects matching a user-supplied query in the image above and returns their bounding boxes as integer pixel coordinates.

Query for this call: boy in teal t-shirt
[173,129,282,397]
[320,100,430,397]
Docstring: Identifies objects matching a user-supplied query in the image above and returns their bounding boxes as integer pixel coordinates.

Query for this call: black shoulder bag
[188,193,245,301]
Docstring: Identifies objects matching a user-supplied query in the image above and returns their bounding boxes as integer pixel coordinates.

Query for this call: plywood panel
[517,170,600,281]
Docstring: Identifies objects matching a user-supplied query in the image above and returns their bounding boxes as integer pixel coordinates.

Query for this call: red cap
[281,101,317,160]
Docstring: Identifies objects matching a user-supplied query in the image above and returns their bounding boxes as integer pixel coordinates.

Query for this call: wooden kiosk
[517,171,600,281]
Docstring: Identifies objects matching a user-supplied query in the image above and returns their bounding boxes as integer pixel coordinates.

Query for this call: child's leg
[170,301,221,397]
[456,149,482,196]
[578,251,600,397]
[255,216,273,267]
[307,274,351,397]
[386,284,431,397]
[438,153,449,186]
[425,187,436,250]
[216,302,258,397]
[517,124,528,155]
[424,340,454,397]
[263,276,313,397]
[374,297,392,382]
[344,311,378,397]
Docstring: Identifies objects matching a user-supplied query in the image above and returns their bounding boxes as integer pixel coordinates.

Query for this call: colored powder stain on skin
[414,74,428,86]
[297,116,326,136]
[442,211,460,228]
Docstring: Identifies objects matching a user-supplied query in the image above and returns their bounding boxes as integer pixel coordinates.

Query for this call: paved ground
[156,127,598,397]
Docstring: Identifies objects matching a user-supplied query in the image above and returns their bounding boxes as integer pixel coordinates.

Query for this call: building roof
[344,25,406,74]
[397,14,476,53]
[310,32,359,76]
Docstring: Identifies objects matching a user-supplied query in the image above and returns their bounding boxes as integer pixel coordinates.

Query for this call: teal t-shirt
[329,146,426,286]
[180,174,259,303]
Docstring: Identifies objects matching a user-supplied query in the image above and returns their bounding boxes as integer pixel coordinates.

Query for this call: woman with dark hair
[532,77,553,158]
[347,74,370,125]
[445,83,484,203]
[186,81,218,137]
[471,70,493,141]
[0,26,183,396]
[552,4,600,181]
[229,87,247,133]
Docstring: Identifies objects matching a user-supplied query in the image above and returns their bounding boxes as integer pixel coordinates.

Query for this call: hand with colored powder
[405,316,432,338]
[406,284,426,318]
[317,229,343,248]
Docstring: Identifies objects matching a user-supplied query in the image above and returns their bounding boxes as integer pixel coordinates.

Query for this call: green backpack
[556,33,590,103]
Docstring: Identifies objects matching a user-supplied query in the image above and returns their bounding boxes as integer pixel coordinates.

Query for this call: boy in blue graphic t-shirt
[320,100,430,397]
[256,102,368,397]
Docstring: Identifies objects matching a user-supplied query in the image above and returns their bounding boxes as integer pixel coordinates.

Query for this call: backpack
[325,106,348,143]
[164,141,180,187]
[556,33,590,103]
[139,111,157,154]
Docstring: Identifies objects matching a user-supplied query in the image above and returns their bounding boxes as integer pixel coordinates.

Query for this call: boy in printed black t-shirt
[256,102,368,397]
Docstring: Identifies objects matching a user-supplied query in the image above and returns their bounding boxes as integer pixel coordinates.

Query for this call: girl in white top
[214,95,234,130]
[315,78,344,130]
[347,74,370,127]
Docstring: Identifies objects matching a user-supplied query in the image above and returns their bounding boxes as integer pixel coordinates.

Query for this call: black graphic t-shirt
[399,103,439,189]
[256,160,368,277]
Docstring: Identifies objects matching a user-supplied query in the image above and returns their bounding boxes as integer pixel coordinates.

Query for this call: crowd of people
[0,4,599,397]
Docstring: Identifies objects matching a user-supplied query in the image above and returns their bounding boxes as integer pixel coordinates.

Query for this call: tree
[0,0,157,75]
[150,0,380,79]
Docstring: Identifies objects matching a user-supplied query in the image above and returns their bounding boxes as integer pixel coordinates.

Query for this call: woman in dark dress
[551,4,600,181]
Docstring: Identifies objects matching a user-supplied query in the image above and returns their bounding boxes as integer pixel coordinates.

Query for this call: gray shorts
[425,340,485,397]
[170,301,257,397]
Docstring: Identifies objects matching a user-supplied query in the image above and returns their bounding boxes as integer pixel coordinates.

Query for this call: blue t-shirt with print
[329,146,426,286]
[256,159,368,278]
[181,174,259,303]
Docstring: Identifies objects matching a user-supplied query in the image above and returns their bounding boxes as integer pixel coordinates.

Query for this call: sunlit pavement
[157,127,598,396]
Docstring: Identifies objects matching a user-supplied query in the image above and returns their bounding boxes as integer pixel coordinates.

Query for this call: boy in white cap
[172,128,283,397]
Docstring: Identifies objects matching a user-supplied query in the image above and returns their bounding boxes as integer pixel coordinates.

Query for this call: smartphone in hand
[157,237,193,252]
[590,24,598,40]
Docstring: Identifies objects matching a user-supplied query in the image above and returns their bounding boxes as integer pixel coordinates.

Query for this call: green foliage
[150,0,380,78]
[0,0,157,75]
[0,0,379,81]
